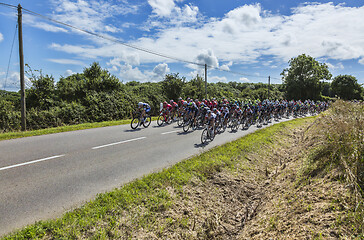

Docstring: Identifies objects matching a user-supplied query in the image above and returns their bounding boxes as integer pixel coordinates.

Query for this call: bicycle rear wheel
[209,128,215,141]
[177,116,183,126]
[183,120,190,132]
[157,115,164,126]
[201,129,208,144]
[143,116,151,128]
[231,119,238,131]
[131,117,140,129]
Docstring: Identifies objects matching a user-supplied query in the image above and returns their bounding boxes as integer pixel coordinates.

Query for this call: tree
[83,62,122,93]
[25,65,56,110]
[281,54,332,100]
[57,73,87,102]
[182,75,204,100]
[331,75,363,100]
[161,73,185,101]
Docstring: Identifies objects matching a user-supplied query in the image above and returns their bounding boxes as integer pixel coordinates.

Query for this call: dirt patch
[117,122,358,239]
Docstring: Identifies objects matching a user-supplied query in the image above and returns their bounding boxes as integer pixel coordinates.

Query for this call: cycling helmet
[213,108,217,111]
[207,110,211,114]
[163,101,167,105]
[138,102,143,107]
[178,97,182,101]
[170,100,174,104]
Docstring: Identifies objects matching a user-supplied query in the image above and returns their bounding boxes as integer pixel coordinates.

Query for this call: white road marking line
[0,155,65,171]
[161,130,180,135]
[92,137,146,150]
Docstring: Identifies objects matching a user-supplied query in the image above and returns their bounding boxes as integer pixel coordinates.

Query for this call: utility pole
[204,64,207,99]
[18,4,26,131]
[268,76,270,100]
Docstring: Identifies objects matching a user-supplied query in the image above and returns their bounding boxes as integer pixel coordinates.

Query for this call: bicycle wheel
[209,128,215,141]
[183,120,190,132]
[131,117,140,129]
[177,116,183,127]
[143,116,151,128]
[157,115,164,126]
[215,121,222,134]
[221,121,227,133]
[201,129,208,144]
[191,121,197,131]
[166,116,173,124]
[231,119,238,131]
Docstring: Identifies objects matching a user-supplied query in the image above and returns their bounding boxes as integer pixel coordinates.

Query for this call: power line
[4,23,18,90]
[1,2,279,80]
[0,2,17,9]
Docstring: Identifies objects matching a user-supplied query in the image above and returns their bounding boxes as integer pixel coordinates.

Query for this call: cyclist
[170,100,179,120]
[162,101,173,120]
[188,101,199,125]
[235,106,243,121]
[138,102,151,122]
[205,110,217,135]
[221,104,230,125]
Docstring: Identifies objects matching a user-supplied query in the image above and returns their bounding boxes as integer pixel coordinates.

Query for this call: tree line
[0,54,363,132]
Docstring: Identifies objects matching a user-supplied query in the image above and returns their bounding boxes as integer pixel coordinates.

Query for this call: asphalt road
[0,117,294,236]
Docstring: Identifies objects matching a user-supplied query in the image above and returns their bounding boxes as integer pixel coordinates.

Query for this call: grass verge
[0,117,158,141]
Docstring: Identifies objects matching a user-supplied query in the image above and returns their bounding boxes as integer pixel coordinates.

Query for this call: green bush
[0,99,21,132]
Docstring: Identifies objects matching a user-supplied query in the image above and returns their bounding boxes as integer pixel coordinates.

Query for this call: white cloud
[48,58,85,65]
[209,76,227,83]
[326,62,344,70]
[152,63,170,79]
[148,0,175,17]
[240,77,250,82]
[50,0,139,34]
[64,69,75,77]
[0,32,3,42]
[195,49,219,68]
[119,64,147,82]
[359,58,364,65]
[220,61,233,71]
[144,1,200,30]
[0,72,31,90]
[23,15,68,33]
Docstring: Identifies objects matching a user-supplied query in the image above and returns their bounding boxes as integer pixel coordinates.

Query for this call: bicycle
[157,110,172,126]
[130,111,151,129]
[182,115,197,132]
[230,117,239,132]
[201,124,215,144]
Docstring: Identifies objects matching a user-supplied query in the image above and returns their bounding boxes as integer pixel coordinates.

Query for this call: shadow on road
[194,143,207,148]
[124,128,142,132]
[177,131,191,135]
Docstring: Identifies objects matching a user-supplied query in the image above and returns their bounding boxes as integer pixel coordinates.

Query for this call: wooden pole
[18,4,26,131]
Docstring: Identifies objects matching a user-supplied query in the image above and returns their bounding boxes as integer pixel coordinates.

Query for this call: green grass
[0,117,158,141]
[2,117,312,239]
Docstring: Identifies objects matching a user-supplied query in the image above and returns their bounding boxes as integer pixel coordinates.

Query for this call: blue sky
[0,0,364,91]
